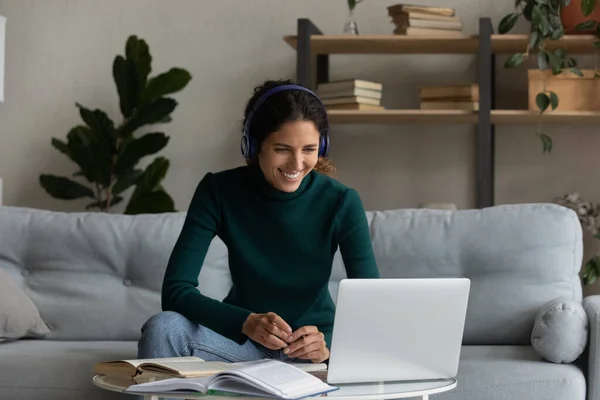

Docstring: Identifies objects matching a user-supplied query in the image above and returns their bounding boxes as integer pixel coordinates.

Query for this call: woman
[138,79,380,366]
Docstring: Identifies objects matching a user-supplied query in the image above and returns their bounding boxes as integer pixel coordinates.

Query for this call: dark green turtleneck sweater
[162,165,380,350]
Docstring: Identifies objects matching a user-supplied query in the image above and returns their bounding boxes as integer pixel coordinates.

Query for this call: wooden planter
[528,69,600,111]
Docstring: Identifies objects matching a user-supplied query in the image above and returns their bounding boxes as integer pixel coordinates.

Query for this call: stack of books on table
[317,79,384,111]
[419,83,479,110]
[387,3,465,37]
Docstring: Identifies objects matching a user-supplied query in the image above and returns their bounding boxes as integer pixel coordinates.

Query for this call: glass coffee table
[93,374,456,400]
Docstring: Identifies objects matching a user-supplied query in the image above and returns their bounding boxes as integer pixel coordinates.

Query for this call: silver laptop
[326,278,471,385]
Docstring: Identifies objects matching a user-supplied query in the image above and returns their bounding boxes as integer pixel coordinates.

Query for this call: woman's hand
[242,312,293,350]
[283,326,329,363]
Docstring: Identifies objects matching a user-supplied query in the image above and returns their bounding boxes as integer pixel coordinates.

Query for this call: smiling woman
[242,80,337,183]
[137,79,379,370]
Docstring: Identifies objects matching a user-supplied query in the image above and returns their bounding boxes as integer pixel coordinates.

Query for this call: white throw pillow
[0,268,51,342]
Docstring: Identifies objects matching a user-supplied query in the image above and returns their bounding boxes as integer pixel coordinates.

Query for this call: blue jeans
[138,311,296,363]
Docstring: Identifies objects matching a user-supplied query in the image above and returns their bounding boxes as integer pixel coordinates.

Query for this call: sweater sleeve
[334,189,380,279]
[161,172,253,344]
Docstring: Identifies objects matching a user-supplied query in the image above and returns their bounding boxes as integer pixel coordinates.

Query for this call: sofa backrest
[348,203,581,345]
[0,203,582,344]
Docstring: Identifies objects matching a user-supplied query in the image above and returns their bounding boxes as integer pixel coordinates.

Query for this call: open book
[93,356,327,379]
[124,359,337,400]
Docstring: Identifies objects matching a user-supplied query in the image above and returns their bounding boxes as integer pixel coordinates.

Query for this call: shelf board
[327,109,477,124]
[283,34,599,54]
[491,110,600,125]
[325,109,600,125]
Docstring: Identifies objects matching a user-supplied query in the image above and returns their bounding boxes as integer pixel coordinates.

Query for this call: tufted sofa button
[21,269,30,277]
[123,278,132,287]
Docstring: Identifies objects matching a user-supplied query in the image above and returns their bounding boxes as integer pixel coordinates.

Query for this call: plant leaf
[65,125,113,185]
[550,25,564,40]
[112,168,143,195]
[536,92,550,112]
[118,98,178,137]
[549,91,559,110]
[582,0,596,16]
[540,133,553,153]
[532,5,543,26]
[133,157,170,196]
[39,175,95,200]
[537,50,548,70]
[125,35,152,102]
[499,13,520,34]
[76,103,117,151]
[116,132,170,172]
[539,16,550,35]
[124,189,175,214]
[570,67,584,77]
[125,157,174,214]
[113,55,137,118]
[523,1,535,20]
[575,20,596,30]
[144,68,192,103]
[51,138,72,158]
[530,31,541,50]
[594,41,600,49]
[504,53,525,68]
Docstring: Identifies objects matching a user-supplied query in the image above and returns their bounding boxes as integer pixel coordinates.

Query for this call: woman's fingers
[286,340,322,358]
[267,312,292,337]
[259,327,290,350]
[284,331,324,357]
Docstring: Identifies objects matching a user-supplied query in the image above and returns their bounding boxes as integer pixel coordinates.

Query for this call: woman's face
[258,120,320,193]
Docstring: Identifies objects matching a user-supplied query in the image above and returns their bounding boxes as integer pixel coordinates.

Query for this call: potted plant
[498,0,600,153]
[344,0,363,34]
[39,35,192,214]
[556,192,600,285]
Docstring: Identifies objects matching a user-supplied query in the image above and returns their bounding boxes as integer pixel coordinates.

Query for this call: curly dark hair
[241,79,336,178]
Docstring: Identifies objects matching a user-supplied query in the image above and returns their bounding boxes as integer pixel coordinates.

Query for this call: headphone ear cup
[248,135,256,159]
[319,133,330,157]
[241,132,249,158]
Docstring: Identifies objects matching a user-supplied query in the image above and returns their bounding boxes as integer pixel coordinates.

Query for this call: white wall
[1,0,599,214]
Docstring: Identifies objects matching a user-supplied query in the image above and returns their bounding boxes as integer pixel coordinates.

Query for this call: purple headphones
[241,84,330,159]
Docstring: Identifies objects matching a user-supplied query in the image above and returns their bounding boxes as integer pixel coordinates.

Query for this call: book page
[224,360,335,398]
[125,376,211,395]
[142,360,241,377]
[127,356,203,368]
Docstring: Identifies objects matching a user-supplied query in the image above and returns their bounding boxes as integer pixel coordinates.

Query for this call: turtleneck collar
[248,164,314,201]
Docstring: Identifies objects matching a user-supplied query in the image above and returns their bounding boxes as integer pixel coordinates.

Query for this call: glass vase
[343,9,359,35]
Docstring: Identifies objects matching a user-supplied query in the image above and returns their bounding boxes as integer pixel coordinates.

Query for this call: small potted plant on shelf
[344,0,362,35]
[498,0,600,153]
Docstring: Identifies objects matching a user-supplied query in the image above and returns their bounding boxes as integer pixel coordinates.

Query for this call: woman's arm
[334,189,380,278]
[161,172,253,344]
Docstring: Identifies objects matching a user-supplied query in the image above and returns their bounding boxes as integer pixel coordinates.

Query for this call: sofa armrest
[584,296,600,400]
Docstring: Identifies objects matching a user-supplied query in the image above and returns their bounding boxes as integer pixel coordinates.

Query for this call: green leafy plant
[347,0,363,11]
[40,35,191,214]
[556,192,600,284]
[498,0,600,153]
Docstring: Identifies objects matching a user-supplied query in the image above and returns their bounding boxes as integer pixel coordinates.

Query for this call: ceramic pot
[561,0,600,34]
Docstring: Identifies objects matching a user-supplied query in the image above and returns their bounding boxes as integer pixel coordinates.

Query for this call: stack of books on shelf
[387,3,465,37]
[317,79,384,111]
[419,83,479,110]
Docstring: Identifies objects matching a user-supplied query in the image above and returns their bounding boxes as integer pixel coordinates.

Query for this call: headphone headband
[241,84,330,159]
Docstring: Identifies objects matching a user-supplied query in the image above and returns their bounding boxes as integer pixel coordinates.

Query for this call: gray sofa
[0,203,597,400]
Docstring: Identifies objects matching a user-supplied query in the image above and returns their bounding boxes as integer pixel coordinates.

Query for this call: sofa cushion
[0,340,136,400]
[343,204,583,345]
[531,297,588,363]
[436,346,586,400]
[0,206,233,341]
[0,268,50,342]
